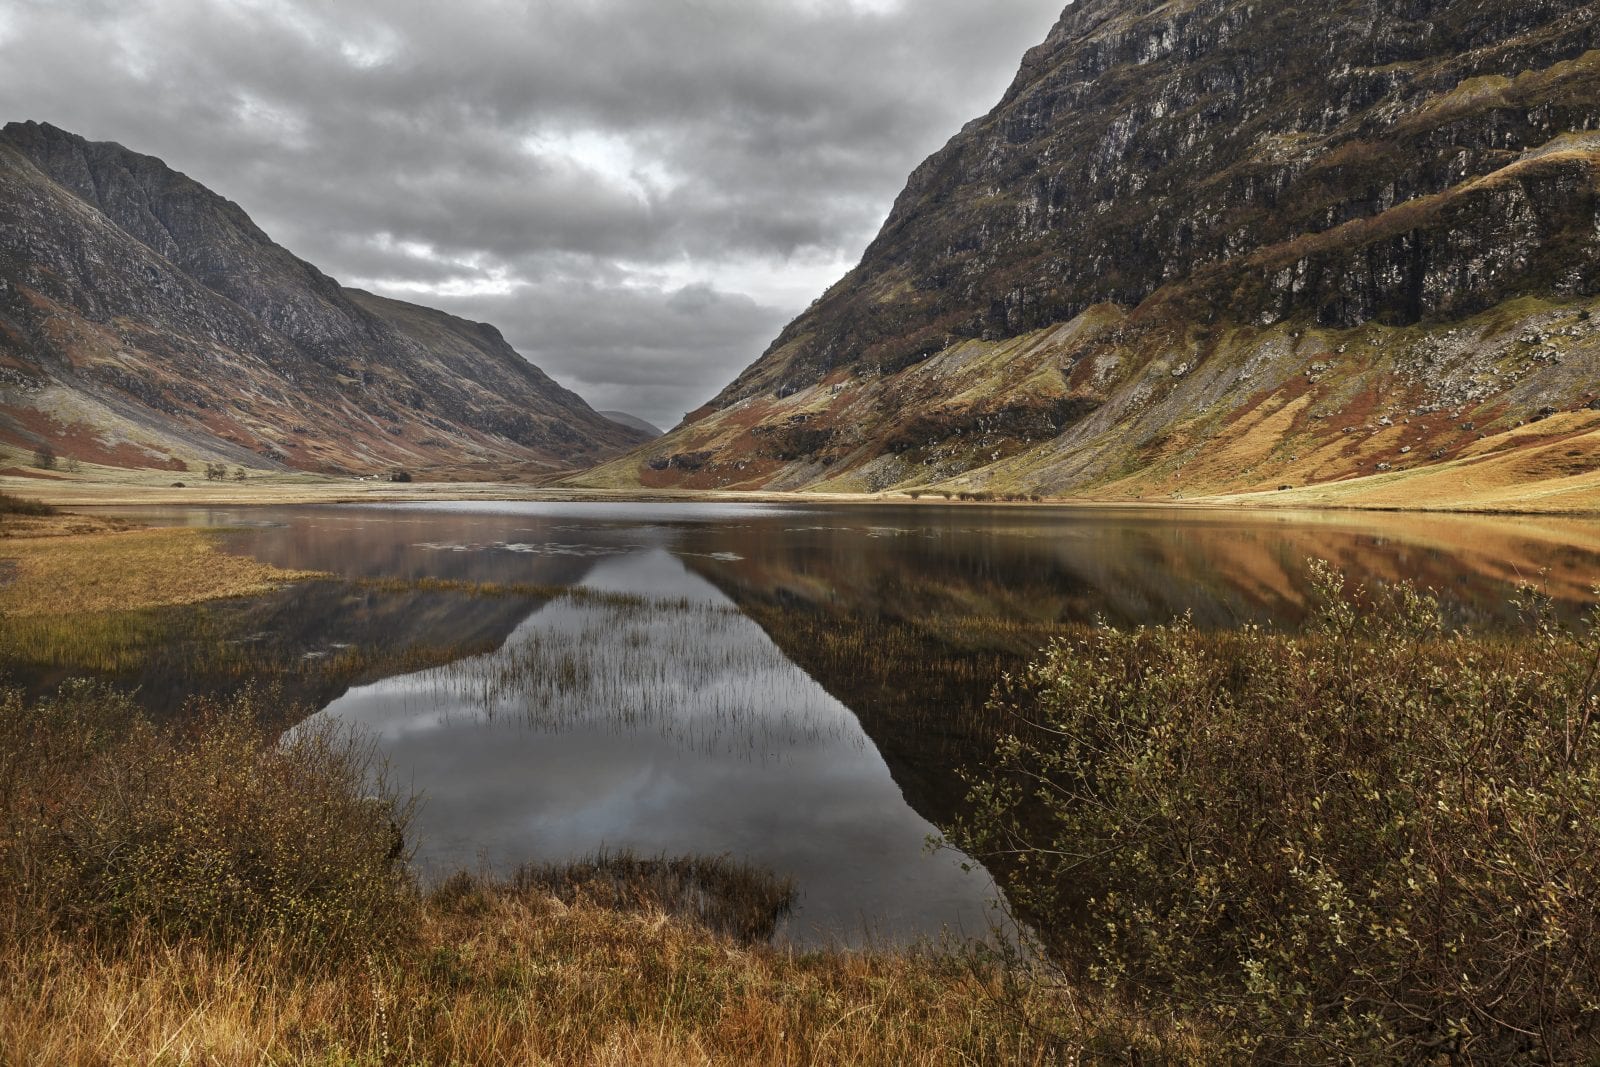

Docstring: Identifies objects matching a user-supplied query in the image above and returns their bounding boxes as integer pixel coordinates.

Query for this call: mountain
[0,121,649,475]
[598,411,664,438]
[578,0,1600,506]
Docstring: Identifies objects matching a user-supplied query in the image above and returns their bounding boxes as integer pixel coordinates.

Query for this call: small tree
[32,445,56,470]
[64,456,82,474]
[233,467,246,482]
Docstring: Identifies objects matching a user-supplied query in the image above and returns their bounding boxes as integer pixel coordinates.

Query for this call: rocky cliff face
[0,121,647,474]
[581,0,1600,503]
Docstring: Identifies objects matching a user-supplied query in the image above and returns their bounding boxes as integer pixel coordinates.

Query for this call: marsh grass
[355,574,663,611]
[0,887,1194,1066]
[397,592,868,759]
[0,596,504,707]
[491,850,794,944]
[0,526,320,616]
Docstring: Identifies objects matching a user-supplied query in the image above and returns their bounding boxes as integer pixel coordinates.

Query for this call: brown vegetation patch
[0,526,320,616]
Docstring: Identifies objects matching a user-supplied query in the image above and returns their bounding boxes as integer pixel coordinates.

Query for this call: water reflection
[108,501,1600,631]
[306,549,1002,947]
[86,500,1600,944]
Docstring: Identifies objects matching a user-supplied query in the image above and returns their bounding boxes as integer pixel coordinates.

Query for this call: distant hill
[598,411,664,439]
[577,0,1600,505]
[0,121,650,475]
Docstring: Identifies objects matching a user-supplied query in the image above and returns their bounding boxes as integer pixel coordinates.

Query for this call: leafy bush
[0,682,416,965]
[954,564,1600,1061]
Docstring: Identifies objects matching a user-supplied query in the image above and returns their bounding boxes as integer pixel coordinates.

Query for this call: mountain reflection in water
[81,501,1600,945]
[307,549,1003,947]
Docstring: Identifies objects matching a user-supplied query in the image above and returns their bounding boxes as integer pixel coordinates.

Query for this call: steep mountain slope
[0,121,648,475]
[578,0,1600,502]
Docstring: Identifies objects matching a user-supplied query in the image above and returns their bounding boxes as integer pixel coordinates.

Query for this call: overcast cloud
[0,0,1065,429]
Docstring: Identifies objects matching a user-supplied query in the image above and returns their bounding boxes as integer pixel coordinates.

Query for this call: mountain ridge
[0,121,648,475]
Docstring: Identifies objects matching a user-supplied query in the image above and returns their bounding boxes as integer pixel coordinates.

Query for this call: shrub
[0,682,416,966]
[0,492,57,517]
[953,564,1600,1061]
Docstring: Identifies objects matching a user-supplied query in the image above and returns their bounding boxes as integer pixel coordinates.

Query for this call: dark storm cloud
[0,0,1067,429]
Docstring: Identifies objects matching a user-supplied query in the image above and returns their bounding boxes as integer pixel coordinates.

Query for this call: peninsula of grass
[0,522,321,617]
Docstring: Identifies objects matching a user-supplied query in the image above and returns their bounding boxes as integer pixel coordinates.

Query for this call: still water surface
[101,501,1600,945]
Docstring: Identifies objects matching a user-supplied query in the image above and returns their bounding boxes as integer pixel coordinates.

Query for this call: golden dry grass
[0,526,321,616]
[7,436,1599,516]
[0,472,906,509]
[0,889,1193,1066]
[0,513,132,538]
[1220,415,1600,514]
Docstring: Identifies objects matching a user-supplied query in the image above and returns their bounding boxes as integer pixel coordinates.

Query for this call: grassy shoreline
[5,466,1600,516]
[0,526,321,617]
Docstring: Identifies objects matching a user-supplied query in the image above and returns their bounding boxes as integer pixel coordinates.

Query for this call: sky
[0,0,1066,430]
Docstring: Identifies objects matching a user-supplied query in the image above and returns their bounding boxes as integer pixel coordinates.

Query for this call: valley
[3,0,1600,1061]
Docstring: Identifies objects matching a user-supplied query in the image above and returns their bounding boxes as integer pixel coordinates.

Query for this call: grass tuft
[510,850,796,944]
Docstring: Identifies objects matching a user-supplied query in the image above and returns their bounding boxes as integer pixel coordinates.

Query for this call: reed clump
[952,564,1600,1061]
[509,850,796,943]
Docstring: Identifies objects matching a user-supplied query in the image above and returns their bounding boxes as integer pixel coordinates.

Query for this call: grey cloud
[432,282,792,431]
[0,0,1067,423]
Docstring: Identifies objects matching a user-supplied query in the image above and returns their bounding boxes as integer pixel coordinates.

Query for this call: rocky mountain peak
[0,123,649,474]
[577,0,1600,504]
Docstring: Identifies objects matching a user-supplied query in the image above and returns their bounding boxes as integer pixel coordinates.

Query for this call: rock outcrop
[0,121,647,474]
[580,0,1600,502]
